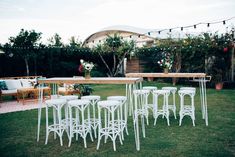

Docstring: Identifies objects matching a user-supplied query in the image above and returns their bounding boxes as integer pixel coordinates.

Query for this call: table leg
[22,91,26,105]
[203,77,208,126]
[199,78,208,126]
[37,84,44,142]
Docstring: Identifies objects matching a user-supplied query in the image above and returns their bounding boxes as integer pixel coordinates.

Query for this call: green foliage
[73,84,93,96]
[136,32,234,83]
[47,33,63,47]
[92,33,135,76]
[68,36,82,48]
[6,29,42,76]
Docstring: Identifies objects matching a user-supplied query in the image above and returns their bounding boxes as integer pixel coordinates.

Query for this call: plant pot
[215,82,223,90]
[147,77,154,82]
[164,68,169,74]
[85,70,91,79]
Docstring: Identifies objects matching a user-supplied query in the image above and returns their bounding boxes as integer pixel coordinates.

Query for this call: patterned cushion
[0,80,8,90]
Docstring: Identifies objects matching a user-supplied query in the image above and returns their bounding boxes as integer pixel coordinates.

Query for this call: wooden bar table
[36,77,143,141]
[126,73,208,126]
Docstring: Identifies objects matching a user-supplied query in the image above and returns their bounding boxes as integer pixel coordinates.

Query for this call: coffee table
[17,87,51,105]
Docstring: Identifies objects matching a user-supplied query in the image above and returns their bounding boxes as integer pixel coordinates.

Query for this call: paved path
[0,101,45,114]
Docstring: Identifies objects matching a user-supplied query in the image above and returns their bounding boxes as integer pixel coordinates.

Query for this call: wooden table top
[38,77,143,84]
[125,73,206,78]
[17,87,50,92]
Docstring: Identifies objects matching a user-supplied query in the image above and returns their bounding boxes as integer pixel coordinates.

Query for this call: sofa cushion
[20,79,33,88]
[5,80,22,90]
[1,89,17,94]
[0,80,8,90]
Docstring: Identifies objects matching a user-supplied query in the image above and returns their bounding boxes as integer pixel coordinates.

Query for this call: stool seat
[143,86,157,91]
[133,89,150,95]
[59,95,78,101]
[45,99,67,106]
[68,99,90,107]
[178,89,195,95]
[98,100,120,107]
[162,87,177,92]
[153,89,170,95]
[180,87,196,92]
[107,96,127,101]
[81,95,100,100]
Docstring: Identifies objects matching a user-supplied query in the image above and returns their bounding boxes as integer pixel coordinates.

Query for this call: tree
[47,33,63,47]
[93,34,135,76]
[68,36,82,48]
[8,29,42,76]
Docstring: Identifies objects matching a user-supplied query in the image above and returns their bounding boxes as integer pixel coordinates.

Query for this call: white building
[83,25,157,48]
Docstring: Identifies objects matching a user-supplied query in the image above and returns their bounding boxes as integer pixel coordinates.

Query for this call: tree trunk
[34,57,37,76]
[112,54,116,74]
[172,51,181,85]
[114,51,129,76]
[97,51,113,76]
[24,58,29,76]
[231,42,234,81]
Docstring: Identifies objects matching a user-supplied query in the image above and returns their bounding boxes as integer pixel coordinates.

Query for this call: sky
[0,0,234,44]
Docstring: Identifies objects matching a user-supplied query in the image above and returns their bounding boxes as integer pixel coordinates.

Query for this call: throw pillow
[0,81,8,90]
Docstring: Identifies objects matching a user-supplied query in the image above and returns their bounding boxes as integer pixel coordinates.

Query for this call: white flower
[80,59,94,71]
[84,63,94,71]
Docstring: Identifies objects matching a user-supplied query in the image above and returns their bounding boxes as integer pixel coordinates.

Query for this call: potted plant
[79,59,94,79]
[213,69,223,90]
[157,51,173,74]
[74,84,93,97]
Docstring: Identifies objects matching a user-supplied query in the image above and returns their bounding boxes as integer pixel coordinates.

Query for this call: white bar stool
[97,100,123,151]
[45,98,67,146]
[59,95,78,137]
[81,95,100,139]
[178,89,196,126]
[143,86,157,124]
[68,99,94,148]
[162,87,177,119]
[152,89,170,126]
[133,89,150,151]
[107,96,128,140]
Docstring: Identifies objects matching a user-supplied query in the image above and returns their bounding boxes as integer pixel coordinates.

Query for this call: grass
[0,81,235,157]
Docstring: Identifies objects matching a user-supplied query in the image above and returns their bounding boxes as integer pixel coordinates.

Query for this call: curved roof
[83,25,156,46]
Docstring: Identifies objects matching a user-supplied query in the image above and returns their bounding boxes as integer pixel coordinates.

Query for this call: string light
[149,17,235,36]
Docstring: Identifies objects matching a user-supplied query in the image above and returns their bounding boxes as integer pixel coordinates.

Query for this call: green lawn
[0,82,235,157]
